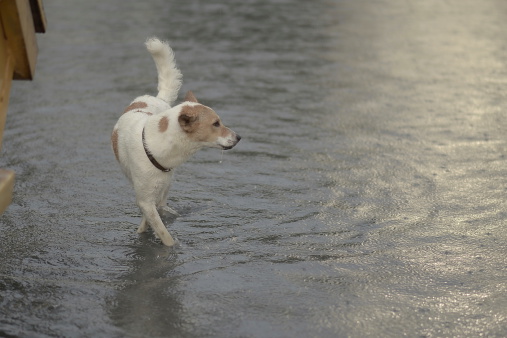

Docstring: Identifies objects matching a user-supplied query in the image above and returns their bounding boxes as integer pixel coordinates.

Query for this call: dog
[111,38,241,246]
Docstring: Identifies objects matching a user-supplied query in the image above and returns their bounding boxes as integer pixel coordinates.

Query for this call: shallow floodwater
[1,0,507,337]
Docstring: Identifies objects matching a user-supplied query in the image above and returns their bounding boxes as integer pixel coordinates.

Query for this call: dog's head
[177,91,241,150]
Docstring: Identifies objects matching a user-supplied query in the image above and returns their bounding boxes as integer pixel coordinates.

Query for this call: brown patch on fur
[184,91,198,103]
[111,129,120,161]
[124,101,147,114]
[159,116,169,132]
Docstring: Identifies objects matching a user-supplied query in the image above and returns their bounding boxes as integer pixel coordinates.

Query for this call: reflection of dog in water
[111,38,241,246]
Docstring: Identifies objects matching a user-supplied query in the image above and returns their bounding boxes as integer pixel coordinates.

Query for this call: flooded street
[1,0,507,336]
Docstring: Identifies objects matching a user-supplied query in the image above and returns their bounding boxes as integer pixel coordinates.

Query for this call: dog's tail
[145,37,182,105]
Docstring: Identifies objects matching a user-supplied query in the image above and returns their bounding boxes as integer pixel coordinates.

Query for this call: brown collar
[142,127,171,172]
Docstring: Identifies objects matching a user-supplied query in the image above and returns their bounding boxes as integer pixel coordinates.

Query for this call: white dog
[111,38,241,246]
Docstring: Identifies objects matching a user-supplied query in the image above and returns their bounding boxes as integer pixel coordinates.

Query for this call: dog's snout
[236,134,241,142]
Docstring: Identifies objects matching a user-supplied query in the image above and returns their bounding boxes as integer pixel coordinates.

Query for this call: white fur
[112,38,240,246]
[145,38,182,104]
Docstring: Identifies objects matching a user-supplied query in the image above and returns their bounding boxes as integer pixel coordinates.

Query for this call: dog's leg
[138,201,175,246]
[137,216,149,233]
[157,186,180,216]
[157,181,180,216]
[159,205,180,216]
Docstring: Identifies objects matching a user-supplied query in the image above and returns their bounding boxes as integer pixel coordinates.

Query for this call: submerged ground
[1,0,507,337]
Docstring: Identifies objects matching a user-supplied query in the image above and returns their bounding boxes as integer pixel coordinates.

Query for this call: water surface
[1,0,507,337]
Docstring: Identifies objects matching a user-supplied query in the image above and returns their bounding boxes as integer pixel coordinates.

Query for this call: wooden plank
[0,169,15,215]
[0,0,38,80]
[0,33,14,151]
[29,0,46,33]
[0,18,15,214]
[0,0,44,215]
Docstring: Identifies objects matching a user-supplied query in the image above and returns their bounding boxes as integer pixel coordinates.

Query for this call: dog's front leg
[138,202,175,246]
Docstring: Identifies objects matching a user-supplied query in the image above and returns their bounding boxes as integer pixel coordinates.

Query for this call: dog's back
[113,38,181,168]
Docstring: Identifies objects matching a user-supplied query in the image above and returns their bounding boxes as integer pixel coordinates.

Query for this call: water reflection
[109,240,185,337]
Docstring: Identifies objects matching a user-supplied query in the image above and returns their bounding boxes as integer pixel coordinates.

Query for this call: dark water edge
[1,0,507,337]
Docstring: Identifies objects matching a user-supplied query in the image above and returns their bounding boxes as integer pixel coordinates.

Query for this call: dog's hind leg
[157,186,179,216]
[137,216,149,233]
[157,184,180,216]
[139,201,175,246]
[159,205,179,216]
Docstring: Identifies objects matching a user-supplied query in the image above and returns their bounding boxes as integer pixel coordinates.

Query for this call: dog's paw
[158,205,180,216]
[155,232,176,247]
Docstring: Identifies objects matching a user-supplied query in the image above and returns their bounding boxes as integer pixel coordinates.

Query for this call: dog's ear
[184,91,198,103]
[178,107,199,133]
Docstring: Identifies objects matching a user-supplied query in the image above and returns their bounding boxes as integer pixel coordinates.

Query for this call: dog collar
[142,127,171,172]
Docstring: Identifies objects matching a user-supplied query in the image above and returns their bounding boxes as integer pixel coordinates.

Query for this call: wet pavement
[1,0,507,337]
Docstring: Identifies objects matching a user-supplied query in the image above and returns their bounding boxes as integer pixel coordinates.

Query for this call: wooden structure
[0,0,46,214]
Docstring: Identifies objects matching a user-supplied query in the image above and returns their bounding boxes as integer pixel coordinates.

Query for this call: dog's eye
[213,121,220,127]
